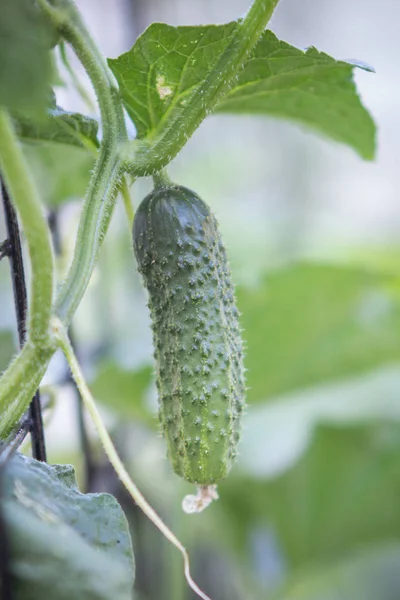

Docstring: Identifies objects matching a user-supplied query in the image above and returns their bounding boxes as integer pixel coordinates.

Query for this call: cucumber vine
[0,0,284,597]
[0,0,279,439]
[0,0,376,597]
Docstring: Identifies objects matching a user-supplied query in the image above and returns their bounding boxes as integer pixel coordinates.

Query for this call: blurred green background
[1,0,400,599]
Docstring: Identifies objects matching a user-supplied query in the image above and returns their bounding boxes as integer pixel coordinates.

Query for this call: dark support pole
[0,240,11,261]
[1,179,47,463]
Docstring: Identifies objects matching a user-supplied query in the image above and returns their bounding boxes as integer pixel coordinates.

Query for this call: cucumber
[133,183,245,488]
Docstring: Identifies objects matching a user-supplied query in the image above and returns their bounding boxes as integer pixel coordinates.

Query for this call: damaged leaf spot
[156,75,173,100]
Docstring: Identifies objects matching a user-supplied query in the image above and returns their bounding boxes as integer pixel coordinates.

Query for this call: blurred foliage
[22,142,94,207]
[219,423,400,568]
[91,361,153,423]
[0,0,55,115]
[239,365,400,480]
[14,99,98,208]
[272,542,400,600]
[238,264,400,404]
[1,453,134,599]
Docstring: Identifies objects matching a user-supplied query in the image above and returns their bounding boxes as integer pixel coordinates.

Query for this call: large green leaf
[108,21,238,139]
[109,25,375,158]
[0,0,55,114]
[216,31,375,159]
[1,453,134,599]
[91,361,154,423]
[272,542,400,600]
[220,423,400,569]
[238,264,400,404]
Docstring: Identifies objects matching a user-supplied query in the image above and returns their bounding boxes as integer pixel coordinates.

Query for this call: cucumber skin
[133,185,245,485]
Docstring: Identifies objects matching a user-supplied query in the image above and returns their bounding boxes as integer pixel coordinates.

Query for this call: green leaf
[221,423,400,568]
[91,361,154,423]
[273,542,400,600]
[109,24,374,159]
[216,31,376,159]
[108,21,238,139]
[240,365,400,479]
[15,108,99,150]
[0,0,55,115]
[23,142,95,207]
[238,264,400,404]
[2,452,134,599]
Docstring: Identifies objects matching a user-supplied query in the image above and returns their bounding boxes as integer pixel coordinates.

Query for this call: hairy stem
[152,169,172,189]
[56,322,211,600]
[0,343,53,439]
[1,180,47,461]
[125,0,281,176]
[0,110,54,441]
[55,148,123,323]
[0,110,54,344]
[38,0,127,326]
[120,176,135,227]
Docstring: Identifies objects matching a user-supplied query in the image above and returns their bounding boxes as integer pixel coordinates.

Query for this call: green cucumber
[133,183,245,487]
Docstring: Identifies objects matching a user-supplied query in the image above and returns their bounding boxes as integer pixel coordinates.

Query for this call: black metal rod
[1,179,47,463]
[0,240,11,261]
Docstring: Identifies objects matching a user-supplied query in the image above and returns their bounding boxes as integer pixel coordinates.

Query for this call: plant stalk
[0,109,55,440]
[120,177,135,227]
[0,343,53,440]
[0,110,54,344]
[37,0,127,326]
[1,180,46,461]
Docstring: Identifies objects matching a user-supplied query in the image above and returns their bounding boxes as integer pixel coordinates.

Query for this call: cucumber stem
[152,169,173,189]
